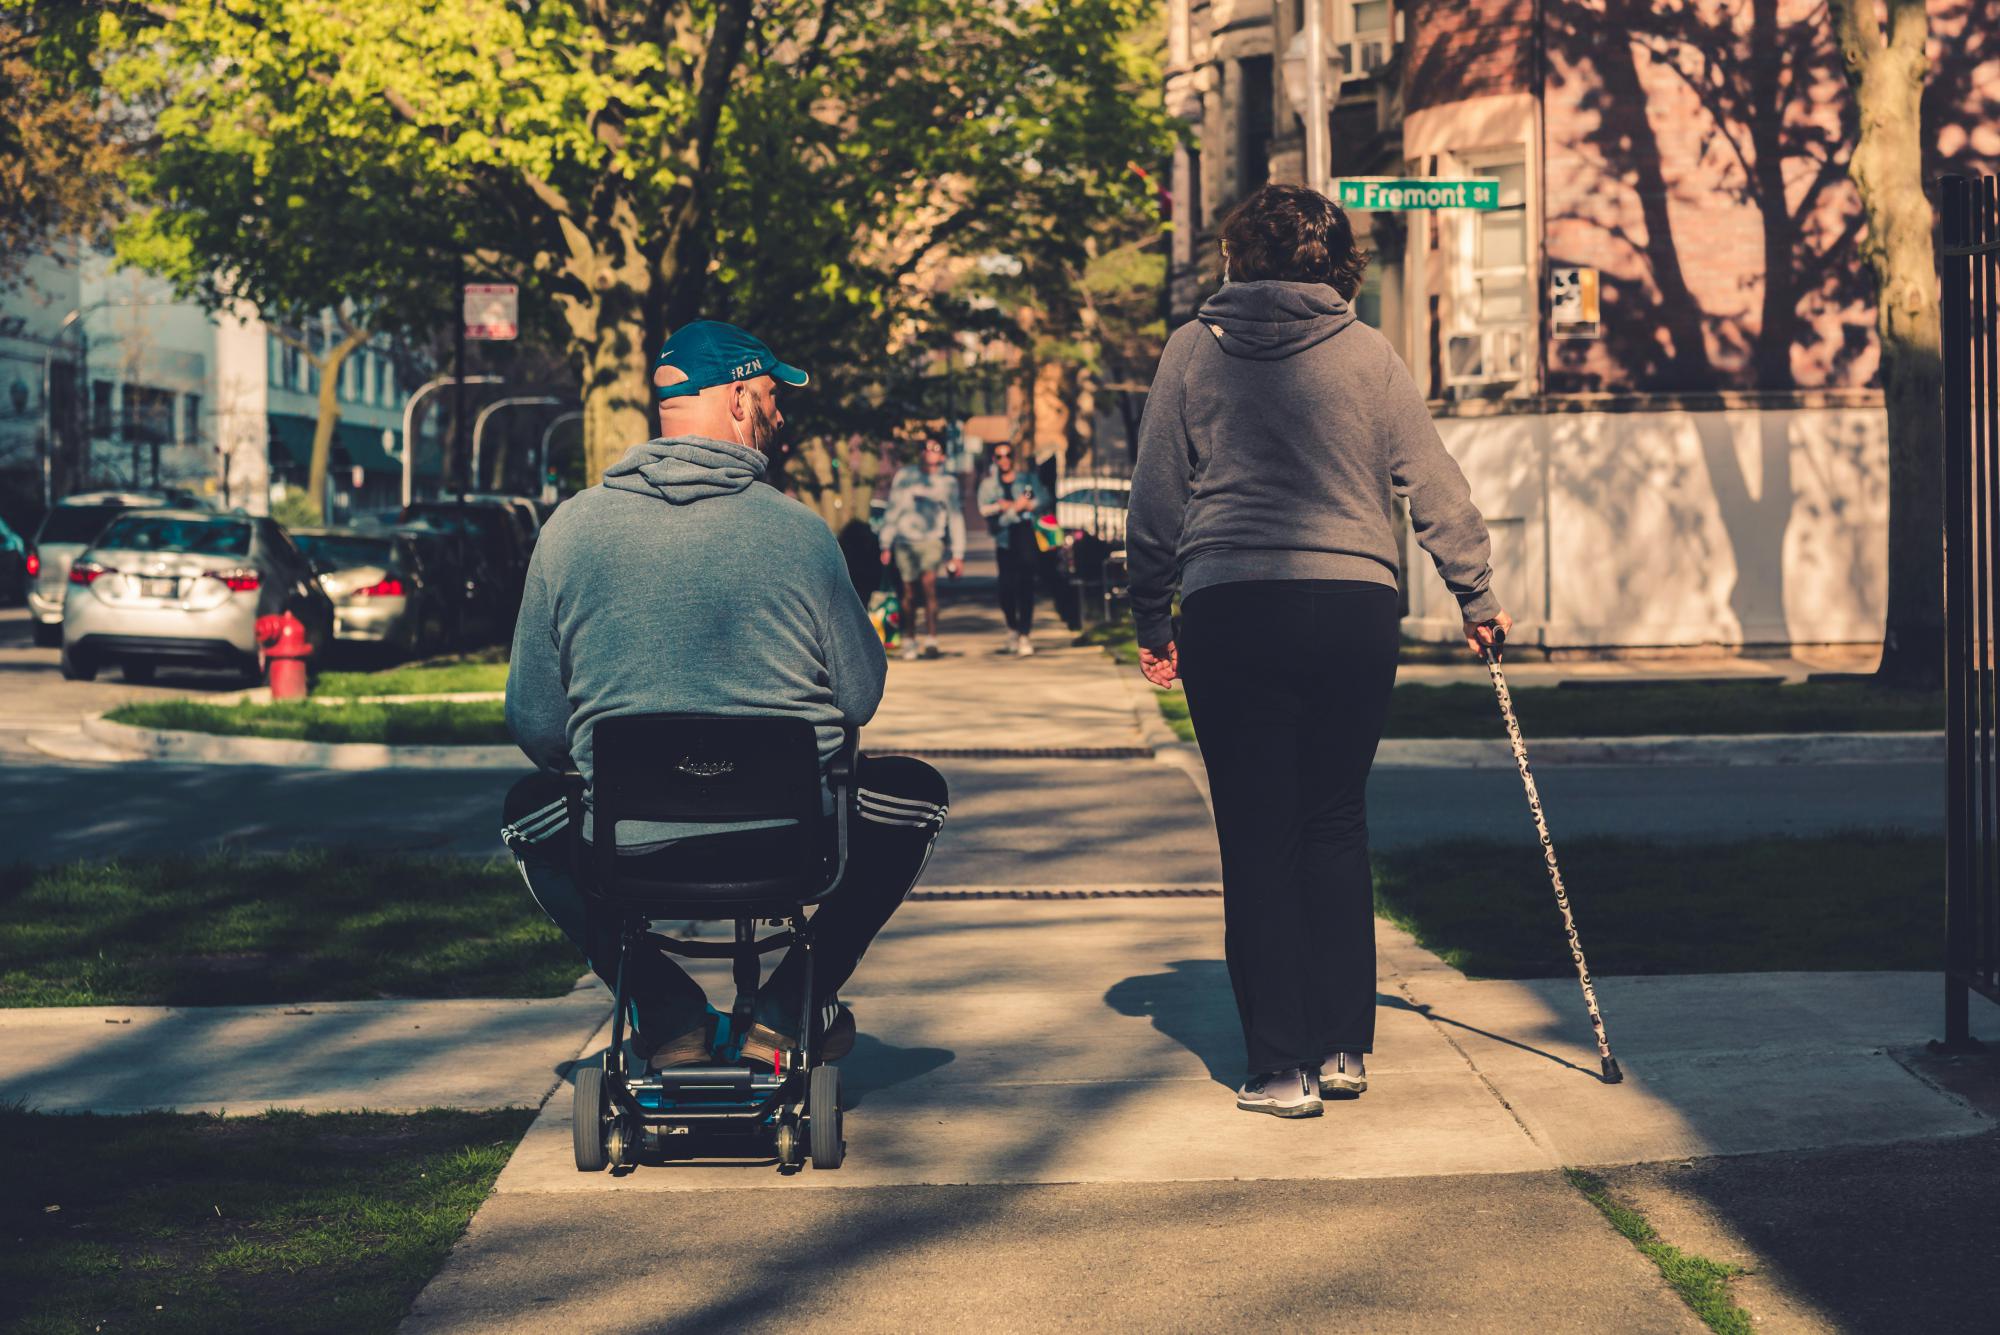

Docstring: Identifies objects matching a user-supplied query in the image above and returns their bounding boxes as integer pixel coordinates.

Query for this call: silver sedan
[60,510,334,684]
[291,528,453,656]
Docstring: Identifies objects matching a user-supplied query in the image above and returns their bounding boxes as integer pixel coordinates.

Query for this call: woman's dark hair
[1217,183,1368,299]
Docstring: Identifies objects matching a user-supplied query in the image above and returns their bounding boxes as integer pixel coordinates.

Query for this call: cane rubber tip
[1602,1056,1624,1084]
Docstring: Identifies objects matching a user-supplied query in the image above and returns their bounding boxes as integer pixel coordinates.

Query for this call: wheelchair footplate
[573,1014,844,1173]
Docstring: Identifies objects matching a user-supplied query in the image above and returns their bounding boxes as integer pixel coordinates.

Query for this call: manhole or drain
[909,885,1222,900]
[894,746,1154,760]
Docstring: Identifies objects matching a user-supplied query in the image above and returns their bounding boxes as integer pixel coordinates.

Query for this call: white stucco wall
[1404,405,1890,649]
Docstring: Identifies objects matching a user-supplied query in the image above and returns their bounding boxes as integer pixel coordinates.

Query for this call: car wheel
[121,660,156,684]
[59,646,96,681]
[32,621,61,649]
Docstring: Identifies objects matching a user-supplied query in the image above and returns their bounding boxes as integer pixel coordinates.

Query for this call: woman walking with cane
[1127,183,1510,1119]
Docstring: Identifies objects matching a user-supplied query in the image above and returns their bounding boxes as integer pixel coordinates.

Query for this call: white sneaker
[1015,634,1035,657]
[1236,1066,1322,1118]
[920,636,942,660]
[1320,1051,1367,1096]
[897,642,920,661]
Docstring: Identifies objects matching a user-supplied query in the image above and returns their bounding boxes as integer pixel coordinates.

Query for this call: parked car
[291,527,454,658]
[393,523,512,647]
[457,492,542,551]
[1054,475,1131,545]
[26,491,190,646]
[60,510,333,683]
[399,499,529,600]
[0,516,26,605]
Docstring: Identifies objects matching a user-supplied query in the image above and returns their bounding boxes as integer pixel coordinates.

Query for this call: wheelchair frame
[565,722,858,1175]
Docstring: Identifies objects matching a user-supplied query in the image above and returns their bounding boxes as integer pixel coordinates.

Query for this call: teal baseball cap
[652,320,810,401]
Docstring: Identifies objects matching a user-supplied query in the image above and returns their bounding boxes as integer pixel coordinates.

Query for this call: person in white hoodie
[878,439,966,659]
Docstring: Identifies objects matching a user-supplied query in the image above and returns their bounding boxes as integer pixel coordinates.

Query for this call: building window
[123,384,176,445]
[91,380,114,437]
[182,393,202,446]
[1446,159,1530,389]
[1239,56,1273,196]
[1337,0,1395,80]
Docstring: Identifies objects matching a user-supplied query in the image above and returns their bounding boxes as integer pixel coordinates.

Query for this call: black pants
[995,536,1038,634]
[1178,580,1401,1075]
[503,755,947,1048]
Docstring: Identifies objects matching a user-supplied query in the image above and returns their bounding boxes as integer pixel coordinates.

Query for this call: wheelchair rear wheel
[808,1065,843,1169]
[573,1065,610,1172]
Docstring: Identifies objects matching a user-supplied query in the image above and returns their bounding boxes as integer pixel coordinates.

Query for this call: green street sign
[1336,178,1499,211]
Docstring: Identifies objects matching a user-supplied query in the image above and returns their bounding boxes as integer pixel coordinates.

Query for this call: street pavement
[7,572,1992,1331]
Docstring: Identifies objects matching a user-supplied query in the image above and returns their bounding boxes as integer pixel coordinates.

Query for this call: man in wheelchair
[501,320,948,1075]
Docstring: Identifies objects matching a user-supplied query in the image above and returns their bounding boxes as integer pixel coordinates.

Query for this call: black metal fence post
[1941,173,2000,1049]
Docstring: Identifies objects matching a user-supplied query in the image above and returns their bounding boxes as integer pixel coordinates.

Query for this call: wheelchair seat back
[588,714,837,915]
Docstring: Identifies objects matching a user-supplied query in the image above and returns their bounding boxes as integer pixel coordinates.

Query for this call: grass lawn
[1079,620,1939,741]
[1373,833,1942,978]
[0,1106,533,1335]
[0,851,574,1007]
[105,698,511,747]
[1140,680,1941,744]
[312,653,509,699]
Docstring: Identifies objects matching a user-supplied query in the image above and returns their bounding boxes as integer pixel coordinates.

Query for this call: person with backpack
[976,442,1054,656]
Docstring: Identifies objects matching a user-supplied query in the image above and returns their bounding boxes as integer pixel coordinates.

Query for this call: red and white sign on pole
[463,283,519,341]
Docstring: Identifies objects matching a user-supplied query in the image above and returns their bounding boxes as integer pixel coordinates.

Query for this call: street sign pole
[1304,0,1329,196]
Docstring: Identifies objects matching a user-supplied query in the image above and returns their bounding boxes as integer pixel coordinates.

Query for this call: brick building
[1165,0,2000,651]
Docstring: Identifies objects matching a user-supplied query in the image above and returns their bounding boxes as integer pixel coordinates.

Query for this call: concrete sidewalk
[0,984,611,1114]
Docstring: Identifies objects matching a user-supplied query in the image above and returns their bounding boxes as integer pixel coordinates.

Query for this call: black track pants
[1177,579,1401,1075]
[995,537,1039,635]
[503,755,947,1048]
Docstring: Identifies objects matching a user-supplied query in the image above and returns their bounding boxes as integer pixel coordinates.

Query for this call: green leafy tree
[0,12,123,281]
[95,2,492,522]
[75,0,1172,494]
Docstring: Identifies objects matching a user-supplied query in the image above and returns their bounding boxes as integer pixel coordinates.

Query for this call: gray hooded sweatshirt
[506,436,886,845]
[1126,281,1500,649]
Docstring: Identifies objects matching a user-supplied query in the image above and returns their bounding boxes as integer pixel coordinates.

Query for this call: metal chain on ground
[1485,647,1624,1083]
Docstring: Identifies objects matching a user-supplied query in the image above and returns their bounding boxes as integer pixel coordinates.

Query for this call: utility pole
[1304,0,1331,196]
[452,259,468,494]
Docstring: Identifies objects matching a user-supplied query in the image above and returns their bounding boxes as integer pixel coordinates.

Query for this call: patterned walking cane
[1482,638,1624,1084]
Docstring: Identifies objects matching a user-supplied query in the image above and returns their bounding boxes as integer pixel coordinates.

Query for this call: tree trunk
[1834,0,1942,688]
[300,326,370,524]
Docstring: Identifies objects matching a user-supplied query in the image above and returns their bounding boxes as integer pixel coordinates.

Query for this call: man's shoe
[897,642,920,661]
[1236,1066,1322,1118]
[736,1022,799,1069]
[646,1022,713,1071]
[1015,634,1035,657]
[1320,1051,1367,1096]
[920,636,942,659]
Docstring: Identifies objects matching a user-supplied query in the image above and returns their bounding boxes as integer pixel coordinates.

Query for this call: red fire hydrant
[255,612,314,700]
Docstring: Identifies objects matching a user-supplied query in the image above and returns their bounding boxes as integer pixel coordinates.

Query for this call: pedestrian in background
[1126,182,1511,1120]
[976,442,1052,656]
[879,438,966,660]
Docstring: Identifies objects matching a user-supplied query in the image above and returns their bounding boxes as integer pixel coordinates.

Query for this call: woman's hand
[1139,641,1180,688]
[1464,610,1514,660]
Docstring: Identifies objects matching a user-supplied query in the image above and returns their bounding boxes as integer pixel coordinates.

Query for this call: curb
[81,713,525,770]
[1372,730,1945,768]
[75,710,1947,773]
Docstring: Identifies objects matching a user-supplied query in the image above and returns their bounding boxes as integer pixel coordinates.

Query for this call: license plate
[140,576,178,598]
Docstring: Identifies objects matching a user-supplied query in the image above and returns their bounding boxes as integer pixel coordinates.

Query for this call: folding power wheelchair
[563,714,857,1174]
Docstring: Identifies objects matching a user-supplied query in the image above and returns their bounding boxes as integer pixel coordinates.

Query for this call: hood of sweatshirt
[1197,280,1357,361]
[602,436,768,505]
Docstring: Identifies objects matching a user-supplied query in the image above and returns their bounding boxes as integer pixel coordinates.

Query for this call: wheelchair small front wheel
[808,1065,843,1169]
[573,1066,610,1172]
[775,1118,801,1170]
